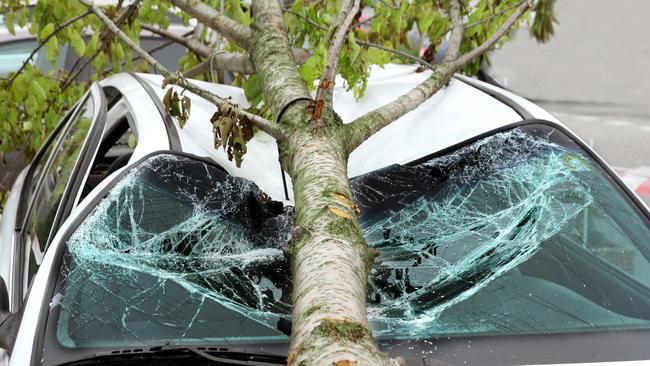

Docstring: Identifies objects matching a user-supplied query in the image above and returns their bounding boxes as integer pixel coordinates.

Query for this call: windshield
[44,124,650,364]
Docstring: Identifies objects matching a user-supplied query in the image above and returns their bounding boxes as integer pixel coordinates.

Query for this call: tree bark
[250,0,310,121]
[282,128,403,366]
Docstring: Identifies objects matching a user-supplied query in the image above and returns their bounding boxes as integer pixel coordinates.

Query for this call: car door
[12,83,106,308]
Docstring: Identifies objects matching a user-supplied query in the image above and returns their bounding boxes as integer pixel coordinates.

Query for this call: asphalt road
[489,0,650,205]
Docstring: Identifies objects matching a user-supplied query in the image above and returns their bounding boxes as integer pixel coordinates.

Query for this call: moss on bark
[313,318,371,342]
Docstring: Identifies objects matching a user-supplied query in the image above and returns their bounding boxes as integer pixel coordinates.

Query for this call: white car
[1,65,650,366]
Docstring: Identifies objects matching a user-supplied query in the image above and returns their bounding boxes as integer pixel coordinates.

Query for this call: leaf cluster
[211,100,253,168]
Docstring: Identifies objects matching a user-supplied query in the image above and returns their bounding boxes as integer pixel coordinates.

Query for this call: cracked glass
[47,124,650,355]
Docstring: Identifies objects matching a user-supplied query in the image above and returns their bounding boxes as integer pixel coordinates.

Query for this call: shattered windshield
[46,125,650,358]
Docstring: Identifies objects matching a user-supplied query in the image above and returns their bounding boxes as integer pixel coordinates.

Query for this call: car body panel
[0,170,25,311]
[0,170,26,366]
[100,74,172,161]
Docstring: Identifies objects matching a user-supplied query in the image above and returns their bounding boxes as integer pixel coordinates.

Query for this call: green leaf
[18,8,28,27]
[127,134,137,149]
[298,46,327,89]
[366,46,391,65]
[6,11,15,35]
[229,0,245,24]
[24,95,39,116]
[39,23,55,39]
[44,36,59,64]
[92,51,107,73]
[22,121,33,131]
[113,42,125,60]
[243,74,262,107]
[53,1,65,20]
[111,55,121,73]
[30,80,47,103]
[321,13,333,26]
[69,29,86,56]
[11,74,27,102]
[418,12,434,35]
[85,32,100,56]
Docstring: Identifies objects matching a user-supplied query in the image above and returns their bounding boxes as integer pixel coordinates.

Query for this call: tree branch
[141,24,211,57]
[343,64,453,153]
[79,0,285,141]
[343,0,533,152]
[183,48,311,78]
[8,11,91,86]
[443,0,464,63]
[450,0,531,70]
[314,0,361,117]
[168,0,253,50]
[184,53,254,77]
[250,0,310,123]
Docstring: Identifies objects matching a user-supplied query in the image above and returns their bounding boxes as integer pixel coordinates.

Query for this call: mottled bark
[250,0,311,122]
[183,48,311,78]
[281,126,402,366]
[169,0,253,49]
[443,0,464,63]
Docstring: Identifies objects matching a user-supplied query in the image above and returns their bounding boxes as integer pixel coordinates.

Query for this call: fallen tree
[1,0,556,363]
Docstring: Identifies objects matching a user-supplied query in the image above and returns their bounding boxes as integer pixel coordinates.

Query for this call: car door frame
[12,82,106,309]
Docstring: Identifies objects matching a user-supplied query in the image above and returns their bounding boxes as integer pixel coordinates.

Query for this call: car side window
[22,105,79,203]
[23,93,95,283]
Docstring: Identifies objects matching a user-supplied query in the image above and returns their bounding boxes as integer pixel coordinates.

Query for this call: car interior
[81,87,136,199]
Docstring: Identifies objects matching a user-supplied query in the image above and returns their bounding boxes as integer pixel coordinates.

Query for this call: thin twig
[465,0,526,31]
[8,11,91,86]
[314,0,360,118]
[141,24,210,57]
[357,41,435,70]
[79,0,285,141]
[58,2,141,96]
[283,9,326,30]
[169,0,253,50]
[450,0,531,70]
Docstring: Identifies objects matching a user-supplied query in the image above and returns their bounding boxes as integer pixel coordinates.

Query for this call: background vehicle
[1,65,650,365]
[0,2,189,77]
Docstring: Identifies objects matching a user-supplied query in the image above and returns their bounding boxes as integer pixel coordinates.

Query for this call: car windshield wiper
[58,345,287,366]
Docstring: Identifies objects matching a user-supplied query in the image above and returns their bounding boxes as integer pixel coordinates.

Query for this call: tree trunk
[247,2,403,364]
[282,128,402,366]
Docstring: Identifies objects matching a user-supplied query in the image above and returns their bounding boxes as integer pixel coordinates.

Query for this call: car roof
[101,65,530,201]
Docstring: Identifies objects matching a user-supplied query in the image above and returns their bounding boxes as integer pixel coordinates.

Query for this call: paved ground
[489,0,650,205]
